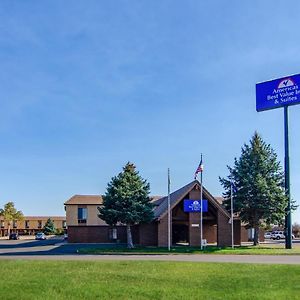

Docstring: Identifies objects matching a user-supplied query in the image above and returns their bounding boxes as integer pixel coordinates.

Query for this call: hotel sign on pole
[256,73,300,249]
[256,74,300,112]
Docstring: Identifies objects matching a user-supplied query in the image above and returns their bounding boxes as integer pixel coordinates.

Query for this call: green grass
[78,244,300,255]
[0,260,300,299]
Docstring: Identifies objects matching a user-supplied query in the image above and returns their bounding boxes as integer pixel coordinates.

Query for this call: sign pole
[167,168,171,251]
[230,184,234,249]
[284,106,292,249]
[200,154,203,250]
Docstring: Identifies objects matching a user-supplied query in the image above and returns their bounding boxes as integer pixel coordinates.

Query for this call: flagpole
[230,183,234,249]
[168,168,171,251]
[200,154,203,251]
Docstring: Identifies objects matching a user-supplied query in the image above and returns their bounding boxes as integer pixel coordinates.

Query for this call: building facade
[65,180,250,247]
[0,216,66,236]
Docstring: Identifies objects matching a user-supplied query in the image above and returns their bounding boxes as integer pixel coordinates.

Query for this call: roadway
[0,237,300,264]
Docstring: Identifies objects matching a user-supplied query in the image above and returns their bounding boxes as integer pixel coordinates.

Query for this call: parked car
[35,232,46,240]
[271,231,285,240]
[271,231,295,240]
[264,232,272,239]
[9,233,19,240]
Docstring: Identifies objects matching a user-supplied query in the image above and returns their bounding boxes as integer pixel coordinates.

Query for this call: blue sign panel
[256,74,300,112]
[184,200,208,213]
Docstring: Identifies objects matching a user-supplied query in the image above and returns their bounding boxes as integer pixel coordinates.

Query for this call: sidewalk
[0,254,300,264]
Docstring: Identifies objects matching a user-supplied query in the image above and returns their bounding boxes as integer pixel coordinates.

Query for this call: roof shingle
[64,195,103,205]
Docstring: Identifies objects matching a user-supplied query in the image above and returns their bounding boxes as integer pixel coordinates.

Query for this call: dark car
[9,233,19,240]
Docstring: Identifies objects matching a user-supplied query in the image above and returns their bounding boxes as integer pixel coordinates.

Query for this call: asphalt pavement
[0,237,126,255]
[0,237,300,264]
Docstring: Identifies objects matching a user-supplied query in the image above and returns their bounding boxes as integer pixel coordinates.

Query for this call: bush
[55,228,64,235]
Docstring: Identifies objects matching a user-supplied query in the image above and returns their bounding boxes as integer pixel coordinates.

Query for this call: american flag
[194,158,204,179]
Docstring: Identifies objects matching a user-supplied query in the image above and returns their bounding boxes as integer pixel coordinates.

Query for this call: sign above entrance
[256,73,300,112]
[184,200,208,213]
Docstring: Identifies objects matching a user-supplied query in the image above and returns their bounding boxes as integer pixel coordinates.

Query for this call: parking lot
[0,236,126,256]
[0,236,64,254]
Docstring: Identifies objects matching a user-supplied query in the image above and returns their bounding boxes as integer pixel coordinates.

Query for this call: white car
[264,232,272,239]
[35,232,46,240]
[271,231,295,240]
[271,231,285,240]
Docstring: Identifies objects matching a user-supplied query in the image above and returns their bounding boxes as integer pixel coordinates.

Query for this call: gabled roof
[65,195,163,206]
[150,196,164,204]
[154,180,230,220]
[153,181,196,219]
[214,196,224,205]
[64,195,103,205]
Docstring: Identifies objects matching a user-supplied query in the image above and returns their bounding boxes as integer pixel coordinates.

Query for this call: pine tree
[98,162,154,248]
[43,218,56,235]
[219,132,292,245]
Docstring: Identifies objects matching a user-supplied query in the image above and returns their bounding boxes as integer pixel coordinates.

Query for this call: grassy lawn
[0,260,300,299]
[78,244,300,255]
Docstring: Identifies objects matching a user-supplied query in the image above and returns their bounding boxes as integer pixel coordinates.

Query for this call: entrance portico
[154,180,241,247]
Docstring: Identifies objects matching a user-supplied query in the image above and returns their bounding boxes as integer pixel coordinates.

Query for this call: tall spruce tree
[219,132,291,245]
[98,162,154,248]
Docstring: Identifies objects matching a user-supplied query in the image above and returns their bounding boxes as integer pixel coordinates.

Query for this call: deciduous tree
[292,223,300,238]
[0,202,23,238]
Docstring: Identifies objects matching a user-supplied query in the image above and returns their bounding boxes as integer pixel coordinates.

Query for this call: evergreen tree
[219,132,293,245]
[98,162,154,248]
[43,218,56,235]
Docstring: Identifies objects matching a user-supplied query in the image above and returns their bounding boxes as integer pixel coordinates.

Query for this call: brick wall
[241,226,249,242]
[68,226,127,243]
[68,224,157,245]
[139,222,158,246]
[259,229,265,242]
[234,219,241,245]
[189,212,201,246]
[217,211,232,246]
[203,221,217,243]
[158,214,169,247]
[240,226,265,243]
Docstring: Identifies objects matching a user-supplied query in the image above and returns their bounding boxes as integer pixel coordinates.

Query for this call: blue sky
[0,1,300,224]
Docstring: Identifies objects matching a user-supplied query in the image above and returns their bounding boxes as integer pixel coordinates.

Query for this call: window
[25,220,29,229]
[38,220,42,229]
[78,207,87,224]
[62,220,67,228]
[109,228,117,240]
[0,221,4,228]
[13,221,17,229]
